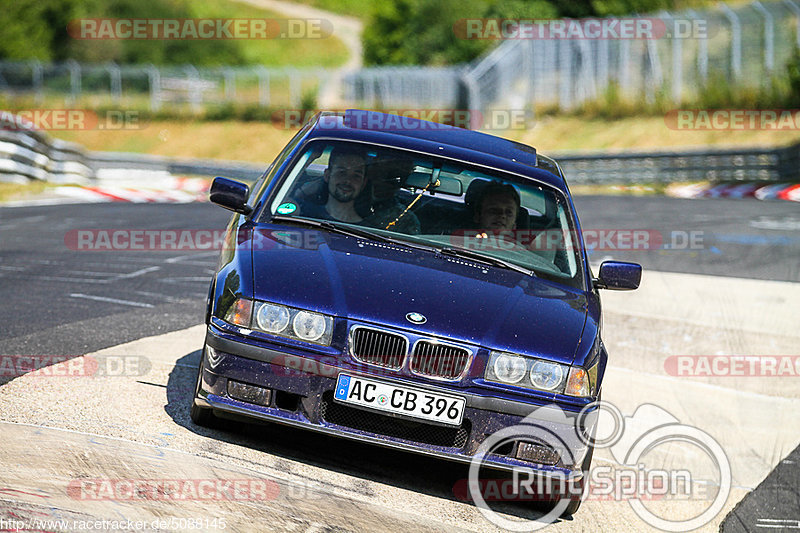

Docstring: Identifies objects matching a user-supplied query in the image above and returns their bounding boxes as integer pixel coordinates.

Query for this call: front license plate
[334,374,466,426]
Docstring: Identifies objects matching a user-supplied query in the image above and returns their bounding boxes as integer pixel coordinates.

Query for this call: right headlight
[486,351,594,396]
[530,360,567,391]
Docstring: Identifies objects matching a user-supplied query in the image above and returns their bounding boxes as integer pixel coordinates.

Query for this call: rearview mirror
[404,171,463,196]
[210,177,252,215]
[594,261,642,290]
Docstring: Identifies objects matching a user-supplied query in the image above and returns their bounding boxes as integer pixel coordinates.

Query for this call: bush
[362,0,676,66]
[787,47,800,108]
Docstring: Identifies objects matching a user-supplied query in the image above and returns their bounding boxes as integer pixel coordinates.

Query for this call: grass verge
[48,115,800,164]
[0,181,53,202]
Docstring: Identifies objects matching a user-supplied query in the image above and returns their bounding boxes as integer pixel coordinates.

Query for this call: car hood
[250,227,589,364]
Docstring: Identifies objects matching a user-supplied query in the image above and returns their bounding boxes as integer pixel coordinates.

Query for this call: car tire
[189,350,220,428]
[560,443,594,516]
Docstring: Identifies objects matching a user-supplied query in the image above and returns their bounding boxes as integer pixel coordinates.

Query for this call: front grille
[410,341,470,379]
[350,327,408,369]
[320,392,470,449]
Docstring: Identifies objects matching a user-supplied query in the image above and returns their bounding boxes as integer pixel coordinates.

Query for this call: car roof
[303,110,568,191]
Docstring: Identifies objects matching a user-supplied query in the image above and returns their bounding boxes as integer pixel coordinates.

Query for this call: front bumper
[197,325,593,479]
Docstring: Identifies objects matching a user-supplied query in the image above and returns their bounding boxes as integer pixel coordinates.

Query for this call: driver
[299,146,368,223]
[296,148,420,234]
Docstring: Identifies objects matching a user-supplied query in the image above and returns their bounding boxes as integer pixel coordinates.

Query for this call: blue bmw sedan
[191,110,641,516]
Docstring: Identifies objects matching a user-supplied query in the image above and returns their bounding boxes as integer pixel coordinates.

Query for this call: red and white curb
[668,182,800,201]
[52,173,210,204]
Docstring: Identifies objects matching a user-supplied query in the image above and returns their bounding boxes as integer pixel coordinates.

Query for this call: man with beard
[299,146,368,223]
[296,147,420,234]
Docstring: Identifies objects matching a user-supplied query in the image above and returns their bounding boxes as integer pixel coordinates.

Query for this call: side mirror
[594,261,642,290]
[210,177,252,215]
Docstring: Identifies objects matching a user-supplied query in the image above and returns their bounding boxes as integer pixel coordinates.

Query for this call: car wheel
[189,350,220,428]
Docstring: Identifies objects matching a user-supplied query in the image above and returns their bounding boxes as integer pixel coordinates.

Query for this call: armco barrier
[552,142,800,184]
[86,141,800,185]
[3,108,797,186]
[0,114,94,184]
[88,151,265,183]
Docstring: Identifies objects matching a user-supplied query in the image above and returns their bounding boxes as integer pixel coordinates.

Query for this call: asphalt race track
[1,196,798,532]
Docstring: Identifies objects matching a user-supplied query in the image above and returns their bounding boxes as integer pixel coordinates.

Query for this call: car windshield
[263,140,584,288]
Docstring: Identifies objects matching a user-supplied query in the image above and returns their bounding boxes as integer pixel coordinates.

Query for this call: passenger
[473,181,520,232]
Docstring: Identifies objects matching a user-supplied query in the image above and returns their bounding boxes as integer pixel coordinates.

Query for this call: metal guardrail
[0,117,93,184]
[88,151,265,182]
[339,1,800,112]
[552,143,800,183]
[2,111,796,185]
[0,61,330,112]
[88,141,800,185]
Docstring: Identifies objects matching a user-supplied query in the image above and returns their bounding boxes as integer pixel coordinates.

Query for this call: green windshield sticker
[276,202,297,214]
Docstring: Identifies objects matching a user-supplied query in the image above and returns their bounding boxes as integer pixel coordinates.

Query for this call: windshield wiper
[271,215,437,253]
[439,246,534,276]
[271,215,393,242]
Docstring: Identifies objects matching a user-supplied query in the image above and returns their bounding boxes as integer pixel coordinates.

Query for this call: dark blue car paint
[194,110,639,481]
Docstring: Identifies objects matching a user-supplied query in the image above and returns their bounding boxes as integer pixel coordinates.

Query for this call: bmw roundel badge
[406,312,427,324]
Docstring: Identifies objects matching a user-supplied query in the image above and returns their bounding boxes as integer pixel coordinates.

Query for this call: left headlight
[292,311,328,342]
[227,299,333,346]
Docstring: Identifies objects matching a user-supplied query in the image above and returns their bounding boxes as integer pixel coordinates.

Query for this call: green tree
[0,0,83,61]
[363,0,679,66]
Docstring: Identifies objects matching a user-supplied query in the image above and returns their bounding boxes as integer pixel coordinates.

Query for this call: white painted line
[113,266,160,280]
[131,290,184,303]
[70,293,154,308]
[65,270,121,277]
[34,276,108,284]
[165,251,219,263]
[756,518,800,528]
